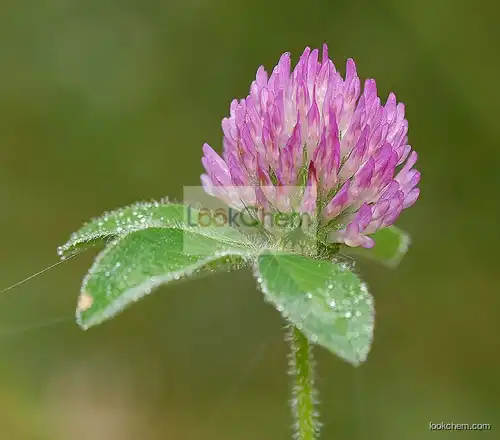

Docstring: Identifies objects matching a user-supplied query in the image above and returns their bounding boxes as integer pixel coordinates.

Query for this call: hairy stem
[287,325,319,440]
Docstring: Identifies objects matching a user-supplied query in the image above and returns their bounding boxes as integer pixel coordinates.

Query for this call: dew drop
[328,299,336,308]
[344,311,352,318]
[306,292,313,299]
[311,334,318,343]
[104,271,110,277]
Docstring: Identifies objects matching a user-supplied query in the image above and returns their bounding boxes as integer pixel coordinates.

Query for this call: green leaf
[255,252,375,366]
[58,201,190,258]
[77,227,254,329]
[343,226,411,268]
[58,201,261,259]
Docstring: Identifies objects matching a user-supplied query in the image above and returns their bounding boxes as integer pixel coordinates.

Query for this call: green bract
[58,201,189,258]
[59,200,412,366]
[255,252,374,365]
[77,227,253,329]
[342,225,411,268]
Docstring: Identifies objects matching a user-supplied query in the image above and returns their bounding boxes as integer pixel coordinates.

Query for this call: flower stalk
[288,325,319,440]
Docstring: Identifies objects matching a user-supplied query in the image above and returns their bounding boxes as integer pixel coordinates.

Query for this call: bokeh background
[1,0,499,439]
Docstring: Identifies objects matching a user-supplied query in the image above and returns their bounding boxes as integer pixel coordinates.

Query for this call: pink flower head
[201,44,419,248]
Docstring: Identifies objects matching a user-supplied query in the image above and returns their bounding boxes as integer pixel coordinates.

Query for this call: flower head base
[201,45,419,248]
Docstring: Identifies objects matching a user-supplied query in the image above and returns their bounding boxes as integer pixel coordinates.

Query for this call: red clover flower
[201,44,419,248]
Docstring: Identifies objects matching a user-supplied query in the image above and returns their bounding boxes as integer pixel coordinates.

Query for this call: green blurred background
[1,0,499,439]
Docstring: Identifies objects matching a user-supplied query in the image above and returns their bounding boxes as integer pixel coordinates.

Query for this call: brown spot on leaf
[78,292,93,312]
